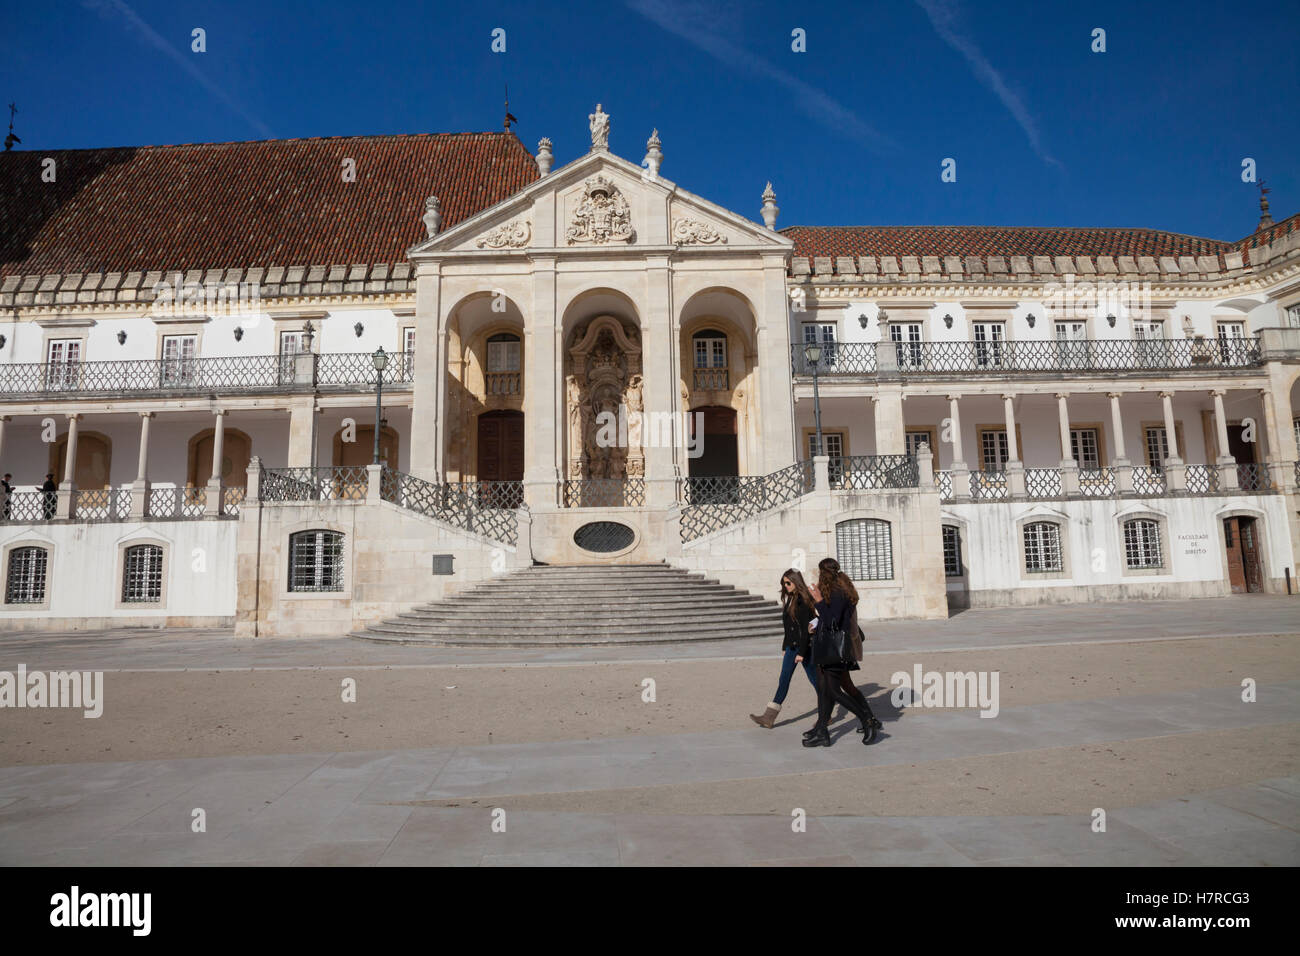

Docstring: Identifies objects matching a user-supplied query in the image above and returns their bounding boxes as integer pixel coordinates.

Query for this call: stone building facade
[1,110,1297,634]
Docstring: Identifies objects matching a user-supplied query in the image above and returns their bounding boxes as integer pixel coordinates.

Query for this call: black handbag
[813,622,852,668]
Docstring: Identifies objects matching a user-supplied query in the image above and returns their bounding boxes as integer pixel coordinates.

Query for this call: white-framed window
[1134,321,1167,367]
[802,322,837,366]
[836,518,893,581]
[161,334,198,387]
[5,546,48,604]
[980,429,1011,471]
[288,530,344,592]
[905,431,932,460]
[942,524,963,577]
[404,327,417,354]
[121,544,164,603]
[1216,321,1247,364]
[890,323,922,368]
[279,330,309,380]
[1144,426,1171,468]
[807,431,843,460]
[1054,321,1088,368]
[973,322,1005,368]
[692,331,727,369]
[1123,519,1163,570]
[1070,428,1101,470]
[1023,522,1062,573]
[1286,304,1300,329]
[46,339,82,390]
[486,334,521,372]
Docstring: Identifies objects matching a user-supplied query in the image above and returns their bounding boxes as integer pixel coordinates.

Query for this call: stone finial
[536,137,554,176]
[643,129,663,179]
[1257,181,1275,232]
[760,182,779,230]
[589,104,609,151]
[422,196,441,238]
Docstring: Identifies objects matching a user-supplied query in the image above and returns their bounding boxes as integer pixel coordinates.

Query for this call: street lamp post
[371,347,388,465]
[803,342,823,458]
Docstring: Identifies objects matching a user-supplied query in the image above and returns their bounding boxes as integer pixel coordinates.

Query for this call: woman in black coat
[749,569,819,728]
[803,557,882,747]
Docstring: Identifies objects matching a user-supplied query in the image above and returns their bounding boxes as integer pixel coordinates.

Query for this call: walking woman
[750,569,819,728]
[803,557,882,747]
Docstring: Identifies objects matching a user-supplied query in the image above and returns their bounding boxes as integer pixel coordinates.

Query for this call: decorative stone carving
[589,104,610,150]
[760,182,779,230]
[566,316,644,481]
[422,196,442,238]
[536,137,554,176]
[643,129,663,179]
[672,218,727,245]
[566,175,634,245]
[476,219,531,249]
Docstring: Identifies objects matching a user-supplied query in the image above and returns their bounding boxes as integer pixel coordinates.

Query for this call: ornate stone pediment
[476,218,531,249]
[566,175,634,245]
[672,218,727,245]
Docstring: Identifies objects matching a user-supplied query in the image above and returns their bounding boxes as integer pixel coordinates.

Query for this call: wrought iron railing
[935,470,953,499]
[1236,462,1273,491]
[380,468,520,545]
[1183,464,1221,494]
[70,487,133,520]
[260,467,369,502]
[790,343,877,375]
[1131,466,1166,496]
[692,368,730,390]
[791,338,1262,377]
[1078,468,1116,497]
[680,460,815,541]
[970,471,1008,499]
[453,480,526,510]
[223,486,246,516]
[0,489,53,522]
[143,485,208,519]
[562,478,647,508]
[0,351,415,398]
[1025,468,1062,498]
[828,455,919,490]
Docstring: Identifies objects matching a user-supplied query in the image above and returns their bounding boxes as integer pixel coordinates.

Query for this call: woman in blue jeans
[750,569,819,728]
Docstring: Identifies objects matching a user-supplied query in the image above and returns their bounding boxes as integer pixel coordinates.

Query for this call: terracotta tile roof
[1238,210,1299,250]
[0,132,539,277]
[780,224,1237,263]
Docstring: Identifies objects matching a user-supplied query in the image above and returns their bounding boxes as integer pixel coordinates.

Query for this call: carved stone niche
[566,315,644,480]
[566,176,635,245]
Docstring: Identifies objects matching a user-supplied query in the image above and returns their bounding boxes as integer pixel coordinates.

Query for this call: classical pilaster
[757,255,796,472]
[411,267,443,481]
[643,254,677,507]
[874,385,905,455]
[523,257,559,508]
[287,399,317,468]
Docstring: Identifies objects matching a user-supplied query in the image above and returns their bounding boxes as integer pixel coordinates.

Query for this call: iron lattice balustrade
[790,343,877,375]
[1183,464,1221,494]
[223,486,246,516]
[1078,468,1117,497]
[1024,468,1063,498]
[828,455,919,490]
[573,521,637,553]
[145,485,208,518]
[790,338,1262,376]
[970,471,1008,499]
[71,487,133,520]
[935,470,953,499]
[0,490,52,522]
[380,468,521,545]
[679,460,814,541]
[1236,462,1274,491]
[260,467,370,502]
[0,351,415,397]
[562,479,647,508]
[1131,466,1166,495]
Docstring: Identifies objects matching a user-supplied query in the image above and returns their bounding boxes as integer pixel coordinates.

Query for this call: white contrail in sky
[626,0,896,151]
[84,0,274,139]
[914,0,1061,168]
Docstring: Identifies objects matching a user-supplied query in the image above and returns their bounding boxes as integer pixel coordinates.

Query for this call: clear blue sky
[4,0,1297,240]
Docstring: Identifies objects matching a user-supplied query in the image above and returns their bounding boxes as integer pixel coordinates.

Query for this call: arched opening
[50,431,112,489]
[188,428,253,487]
[477,410,524,483]
[333,424,399,468]
[688,405,738,478]
[678,287,761,474]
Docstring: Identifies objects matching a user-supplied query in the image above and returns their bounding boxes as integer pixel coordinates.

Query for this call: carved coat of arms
[566,175,634,244]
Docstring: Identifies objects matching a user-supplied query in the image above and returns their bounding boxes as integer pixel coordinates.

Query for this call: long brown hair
[817,557,859,606]
[779,568,816,619]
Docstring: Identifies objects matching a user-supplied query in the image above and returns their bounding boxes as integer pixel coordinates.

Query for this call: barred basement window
[942,525,963,577]
[836,518,893,581]
[122,544,163,603]
[5,547,48,604]
[289,530,344,592]
[1124,519,1163,569]
[1023,522,1062,573]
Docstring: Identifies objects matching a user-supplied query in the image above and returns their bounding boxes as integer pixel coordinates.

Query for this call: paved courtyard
[1,595,1298,866]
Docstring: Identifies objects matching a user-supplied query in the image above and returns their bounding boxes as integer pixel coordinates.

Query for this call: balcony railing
[0,483,237,522]
[260,467,369,502]
[562,478,647,508]
[791,338,1262,376]
[692,367,730,390]
[0,351,415,398]
[680,461,815,541]
[935,462,1286,502]
[828,455,919,490]
[380,468,521,545]
[971,471,1008,499]
[485,371,522,396]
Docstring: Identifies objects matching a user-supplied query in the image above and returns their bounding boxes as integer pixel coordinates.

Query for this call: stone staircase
[349,563,784,645]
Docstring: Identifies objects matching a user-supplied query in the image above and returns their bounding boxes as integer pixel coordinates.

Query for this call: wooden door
[687,406,738,479]
[1239,517,1264,593]
[477,411,524,482]
[1223,518,1247,593]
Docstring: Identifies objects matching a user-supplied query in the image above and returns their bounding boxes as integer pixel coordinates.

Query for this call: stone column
[1212,389,1239,491]
[643,255,677,507]
[411,268,443,481]
[131,412,153,518]
[205,408,226,516]
[0,415,7,466]
[1057,392,1079,495]
[523,258,559,509]
[58,413,80,518]
[287,399,317,468]
[1109,391,1132,494]
[947,394,969,499]
[1003,394,1026,497]
[756,256,797,472]
[1160,390,1185,492]
[1258,387,1287,489]
[873,384,906,455]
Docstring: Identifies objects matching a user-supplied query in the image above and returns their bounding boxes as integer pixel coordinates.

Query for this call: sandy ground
[2,634,1296,766]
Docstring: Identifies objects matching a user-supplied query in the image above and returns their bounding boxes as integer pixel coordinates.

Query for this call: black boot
[802,726,832,747]
[861,717,882,744]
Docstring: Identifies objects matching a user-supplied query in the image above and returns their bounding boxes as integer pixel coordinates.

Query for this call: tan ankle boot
[749,704,781,728]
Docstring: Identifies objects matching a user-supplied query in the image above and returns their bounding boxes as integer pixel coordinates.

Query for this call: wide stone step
[457,582,742,596]
[414,596,774,613]
[350,620,783,645]
[396,606,780,624]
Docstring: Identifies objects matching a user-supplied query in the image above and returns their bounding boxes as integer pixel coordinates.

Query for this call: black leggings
[816,666,875,728]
